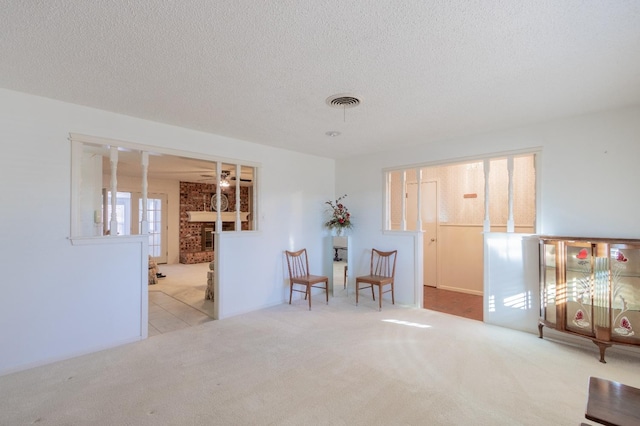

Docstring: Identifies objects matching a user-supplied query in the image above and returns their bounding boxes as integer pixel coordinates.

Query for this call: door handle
[430,238,436,242]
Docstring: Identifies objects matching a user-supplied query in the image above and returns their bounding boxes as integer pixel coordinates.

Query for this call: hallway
[423,286,483,321]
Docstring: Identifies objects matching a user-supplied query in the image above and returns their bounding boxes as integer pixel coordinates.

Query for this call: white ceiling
[1,1,640,159]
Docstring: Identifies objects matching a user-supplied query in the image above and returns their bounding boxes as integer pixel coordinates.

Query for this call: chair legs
[325,279,329,304]
[308,279,329,310]
[290,280,328,311]
[344,265,348,289]
[356,281,394,311]
[355,281,374,306]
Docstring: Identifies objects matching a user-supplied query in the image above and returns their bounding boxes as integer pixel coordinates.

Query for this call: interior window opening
[383,151,538,322]
[72,139,259,241]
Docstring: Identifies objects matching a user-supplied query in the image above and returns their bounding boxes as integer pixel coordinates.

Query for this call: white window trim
[382,147,542,234]
[69,132,261,242]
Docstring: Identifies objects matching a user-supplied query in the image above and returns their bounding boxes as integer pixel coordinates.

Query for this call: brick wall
[179,182,250,263]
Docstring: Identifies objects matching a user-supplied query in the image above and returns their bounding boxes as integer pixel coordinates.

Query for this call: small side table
[585,376,640,425]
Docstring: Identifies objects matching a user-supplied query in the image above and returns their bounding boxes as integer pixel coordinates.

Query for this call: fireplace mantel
[187,211,250,222]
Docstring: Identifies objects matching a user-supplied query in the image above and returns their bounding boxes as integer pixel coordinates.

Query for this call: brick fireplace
[179,181,250,264]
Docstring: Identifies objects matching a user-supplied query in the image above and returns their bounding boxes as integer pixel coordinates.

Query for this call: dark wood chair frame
[355,248,397,311]
[285,248,329,310]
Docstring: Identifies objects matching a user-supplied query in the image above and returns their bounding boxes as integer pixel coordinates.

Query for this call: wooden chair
[356,249,397,311]
[285,249,329,310]
[344,265,348,288]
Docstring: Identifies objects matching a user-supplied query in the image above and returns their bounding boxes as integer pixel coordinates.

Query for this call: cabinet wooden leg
[538,322,544,339]
[592,340,612,364]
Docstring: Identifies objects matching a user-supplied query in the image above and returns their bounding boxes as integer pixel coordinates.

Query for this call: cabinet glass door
[540,241,557,325]
[564,243,594,336]
[610,245,640,344]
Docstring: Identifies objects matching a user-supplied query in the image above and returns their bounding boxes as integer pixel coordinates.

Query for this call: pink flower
[621,317,632,330]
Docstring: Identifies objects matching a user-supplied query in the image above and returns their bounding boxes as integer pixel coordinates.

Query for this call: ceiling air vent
[326,94,361,108]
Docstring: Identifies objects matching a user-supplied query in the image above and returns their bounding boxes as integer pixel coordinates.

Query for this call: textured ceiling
[1,1,640,159]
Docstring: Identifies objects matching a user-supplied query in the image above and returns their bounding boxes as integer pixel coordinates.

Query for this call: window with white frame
[384,152,537,233]
[70,134,259,239]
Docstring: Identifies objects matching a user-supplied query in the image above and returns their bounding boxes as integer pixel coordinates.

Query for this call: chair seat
[356,275,393,285]
[292,274,329,285]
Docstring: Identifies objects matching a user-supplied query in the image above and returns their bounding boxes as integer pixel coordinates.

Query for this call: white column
[216,161,222,233]
[70,140,83,237]
[140,151,149,235]
[109,147,118,235]
[507,156,515,233]
[235,163,241,230]
[401,171,407,231]
[416,167,422,231]
[384,173,391,229]
[483,159,490,232]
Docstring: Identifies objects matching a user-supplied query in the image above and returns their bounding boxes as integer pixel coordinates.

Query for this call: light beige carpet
[1,294,639,425]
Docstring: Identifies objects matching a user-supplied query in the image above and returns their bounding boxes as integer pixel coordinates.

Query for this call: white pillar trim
[109,147,118,235]
[483,159,491,232]
[507,156,515,232]
[140,151,149,235]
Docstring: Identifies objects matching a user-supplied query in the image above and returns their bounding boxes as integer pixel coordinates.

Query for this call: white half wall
[0,88,334,375]
[484,233,540,334]
[336,106,640,317]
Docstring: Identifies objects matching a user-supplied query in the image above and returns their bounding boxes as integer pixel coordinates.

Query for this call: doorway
[387,153,537,321]
[406,180,438,287]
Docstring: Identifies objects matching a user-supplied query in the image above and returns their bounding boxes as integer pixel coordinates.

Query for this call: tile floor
[148,291,213,337]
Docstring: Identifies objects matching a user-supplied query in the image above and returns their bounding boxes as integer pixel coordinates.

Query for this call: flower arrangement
[324,194,353,234]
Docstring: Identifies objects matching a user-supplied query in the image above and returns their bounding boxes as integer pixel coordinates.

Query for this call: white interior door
[421,181,438,287]
[142,193,168,264]
[106,191,168,263]
[406,181,438,287]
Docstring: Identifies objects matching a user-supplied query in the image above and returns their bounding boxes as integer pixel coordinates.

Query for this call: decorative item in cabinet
[538,236,640,363]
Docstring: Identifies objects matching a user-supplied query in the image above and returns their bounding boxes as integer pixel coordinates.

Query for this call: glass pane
[405,169,418,231]
[106,191,132,236]
[221,163,235,231]
[565,244,593,336]
[489,158,508,230]
[611,245,640,344]
[439,162,484,225]
[78,143,108,237]
[541,242,557,324]
[240,165,255,231]
[388,170,403,230]
[512,155,536,230]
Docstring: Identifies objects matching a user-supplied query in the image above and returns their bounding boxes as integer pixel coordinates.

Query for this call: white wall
[0,88,334,375]
[337,106,640,313]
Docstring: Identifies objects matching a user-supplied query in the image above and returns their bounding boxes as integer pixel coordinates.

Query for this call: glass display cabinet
[539,236,640,362]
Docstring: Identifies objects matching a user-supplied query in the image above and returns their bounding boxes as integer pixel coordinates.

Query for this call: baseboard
[436,285,483,296]
[0,335,143,377]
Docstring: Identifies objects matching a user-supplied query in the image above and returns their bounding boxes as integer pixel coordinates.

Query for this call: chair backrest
[370,249,397,278]
[285,248,310,279]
